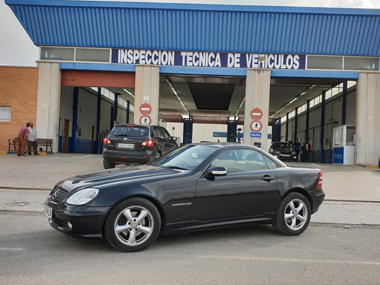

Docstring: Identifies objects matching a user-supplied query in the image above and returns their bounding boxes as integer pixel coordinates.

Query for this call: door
[63,120,70,153]
[160,127,178,153]
[195,149,277,221]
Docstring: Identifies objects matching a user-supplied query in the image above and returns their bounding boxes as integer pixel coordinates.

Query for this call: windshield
[110,126,149,137]
[272,142,292,149]
[152,145,218,170]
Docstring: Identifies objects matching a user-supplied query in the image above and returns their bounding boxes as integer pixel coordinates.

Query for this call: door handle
[261,175,275,182]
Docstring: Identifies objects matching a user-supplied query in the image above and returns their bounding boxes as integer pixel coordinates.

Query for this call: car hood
[57,164,177,192]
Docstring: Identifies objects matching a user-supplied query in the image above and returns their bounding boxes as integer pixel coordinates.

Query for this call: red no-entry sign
[140,103,152,116]
[251,108,263,121]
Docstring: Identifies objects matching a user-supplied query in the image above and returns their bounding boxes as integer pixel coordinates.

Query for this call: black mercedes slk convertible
[44,143,325,252]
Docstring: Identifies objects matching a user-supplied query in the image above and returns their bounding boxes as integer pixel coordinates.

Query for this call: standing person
[294,138,301,161]
[27,121,39,155]
[17,122,30,157]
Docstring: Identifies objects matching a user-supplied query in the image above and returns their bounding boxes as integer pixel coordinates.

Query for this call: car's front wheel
[104,197,161,252]
[103,160,115,169]
[273,192,311,236]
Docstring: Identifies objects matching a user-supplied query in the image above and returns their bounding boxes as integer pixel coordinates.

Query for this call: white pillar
[36,62,61,153]
[243,69,271,151]
[134,65,160,125]
[356,72,380,166]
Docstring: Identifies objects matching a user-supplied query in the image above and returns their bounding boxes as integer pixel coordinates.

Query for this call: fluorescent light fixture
[165,78,189,114]
[286,98,298,106]
[310,85,316,89]
[123,88,135,98]
[235,97,245,117]
[300,92,306,96]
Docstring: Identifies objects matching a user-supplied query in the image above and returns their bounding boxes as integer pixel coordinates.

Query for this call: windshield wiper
[163,165,188,170]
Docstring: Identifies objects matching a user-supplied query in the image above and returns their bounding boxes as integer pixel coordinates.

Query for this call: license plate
[281,154,291,157]
[44,205,53,219]
[117,143,134,149]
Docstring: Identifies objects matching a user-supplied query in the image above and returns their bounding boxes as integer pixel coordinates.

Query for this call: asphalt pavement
[1,152,380,225]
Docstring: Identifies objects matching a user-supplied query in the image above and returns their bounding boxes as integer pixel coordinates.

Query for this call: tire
[103,160,115,169]
[104,197,161,252]
[273,192,311,236]
[154,152,161,159]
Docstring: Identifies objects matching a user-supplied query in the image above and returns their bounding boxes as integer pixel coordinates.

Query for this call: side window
[154,127,164,138]
[152,128,158,138]
[160,127,171,140]
[264,156,278,169]
[211,149,269,173]
[211,150,241,173]
[244,150,268,171]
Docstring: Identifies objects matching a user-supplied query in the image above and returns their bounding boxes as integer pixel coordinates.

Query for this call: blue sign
[112,49,306,70]
[213,132,227,138]
[333,147,344,164]
[250,132,262,138]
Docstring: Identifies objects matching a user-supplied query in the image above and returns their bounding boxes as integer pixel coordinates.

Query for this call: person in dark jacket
[293,138,301,161]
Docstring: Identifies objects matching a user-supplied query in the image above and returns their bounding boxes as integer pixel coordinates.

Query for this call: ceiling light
[300,92,306,96]
[165,78,189,114]
[286,98,298,106]
[123,88,135,98]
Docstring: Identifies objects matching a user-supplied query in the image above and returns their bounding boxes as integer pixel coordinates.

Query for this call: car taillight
[142,139,154,147]
[103,138,111,144]
[317,170,323,189]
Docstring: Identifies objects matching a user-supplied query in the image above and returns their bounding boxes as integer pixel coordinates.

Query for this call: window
[154,127,164,138]
[40,47,74,61]
[160,127,171,140]
[264,157,278,169]
[76,49,110,62]
[211,149,268,173]
[0,107,11,122]
[344,57,379,71]
[307,56,343,70]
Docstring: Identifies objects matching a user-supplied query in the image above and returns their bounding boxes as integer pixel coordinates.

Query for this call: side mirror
[171,136,178,141]
[210,166,228,176]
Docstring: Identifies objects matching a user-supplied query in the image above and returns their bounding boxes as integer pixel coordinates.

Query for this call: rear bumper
[309,188,325,214]
[103,149,154,164]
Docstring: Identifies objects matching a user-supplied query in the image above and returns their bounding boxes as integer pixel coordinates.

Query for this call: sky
[1,0,380,67]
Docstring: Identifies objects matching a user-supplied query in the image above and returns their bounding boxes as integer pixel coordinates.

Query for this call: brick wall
[0,66,38,152]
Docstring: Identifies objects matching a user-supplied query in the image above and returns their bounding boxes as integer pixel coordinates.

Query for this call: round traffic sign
[251,108,263,121]
[140,115,151,125]
[250,120,262,132]
[140,103,152,116]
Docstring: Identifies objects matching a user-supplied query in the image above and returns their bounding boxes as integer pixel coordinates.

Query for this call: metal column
[342,81,347,125]
[71,87,79,153]
[320,91,326,163]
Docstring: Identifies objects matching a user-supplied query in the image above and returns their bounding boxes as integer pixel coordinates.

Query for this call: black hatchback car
[269,142,297,161]
[102,124,178,169]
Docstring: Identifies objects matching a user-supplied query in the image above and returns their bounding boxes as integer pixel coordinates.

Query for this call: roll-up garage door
[61,70,135,88]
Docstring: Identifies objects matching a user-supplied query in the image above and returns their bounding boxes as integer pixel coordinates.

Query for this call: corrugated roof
[6,0,380,56]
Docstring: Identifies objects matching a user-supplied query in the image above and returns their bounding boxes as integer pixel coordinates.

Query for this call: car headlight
[66,188,99,205]
[292,151,296,154]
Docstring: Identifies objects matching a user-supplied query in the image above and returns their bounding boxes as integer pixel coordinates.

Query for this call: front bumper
[308,188,325,214]
[44,200,111,238]
[273,153,297,161]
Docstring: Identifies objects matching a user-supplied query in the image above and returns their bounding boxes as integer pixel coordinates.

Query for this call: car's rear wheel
[103,160,115,169]
[154,152,161,159]
[273,192,311,236]
[104,197,161,252]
